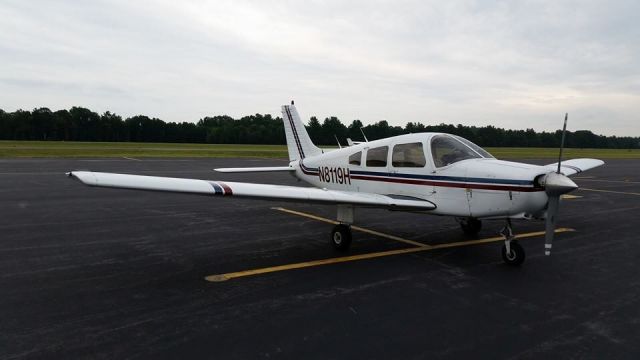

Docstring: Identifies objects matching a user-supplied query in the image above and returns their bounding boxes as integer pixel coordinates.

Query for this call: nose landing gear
[500,219,525,266]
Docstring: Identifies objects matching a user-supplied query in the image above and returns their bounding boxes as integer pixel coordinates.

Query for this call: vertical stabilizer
[281,103,322,161]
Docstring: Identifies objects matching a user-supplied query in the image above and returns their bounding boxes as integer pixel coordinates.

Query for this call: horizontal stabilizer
[214,166,295,173]
[544,158,604,176]
[67,171,437,211]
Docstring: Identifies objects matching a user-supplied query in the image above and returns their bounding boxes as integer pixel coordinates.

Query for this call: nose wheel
[331,224,352,251]
[500,219,525,266]
[501,241,525,266]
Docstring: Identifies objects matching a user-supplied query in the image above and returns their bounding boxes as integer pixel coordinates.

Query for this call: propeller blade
[557,113,568,174]
[541,172,577,256]
[545,113,571,256]
[545,195,560,255]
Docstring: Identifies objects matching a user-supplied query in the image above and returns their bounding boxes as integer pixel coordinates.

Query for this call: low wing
[545,158,604,176]
[67,171,436,211]
[214,166,295,173]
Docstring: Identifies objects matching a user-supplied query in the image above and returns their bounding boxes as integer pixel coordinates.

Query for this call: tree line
[1,107,638,149]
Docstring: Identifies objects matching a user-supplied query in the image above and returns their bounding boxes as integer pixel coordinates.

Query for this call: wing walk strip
[204,207,575,282]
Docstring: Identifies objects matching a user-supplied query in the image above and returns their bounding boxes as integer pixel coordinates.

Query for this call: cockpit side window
[366,146,388,167]
[392,142,426,167]
[349,151,362,166]
[431,135,481,167]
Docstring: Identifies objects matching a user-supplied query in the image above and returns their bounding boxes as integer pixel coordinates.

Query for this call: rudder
[281,103,322,161]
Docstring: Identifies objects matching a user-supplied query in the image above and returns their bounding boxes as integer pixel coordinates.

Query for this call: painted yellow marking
[561,194,582,199]
[205,247,426,282]
[204,228,575,282]
[579,188,640,196]
[572,176,595,179]
[272,207,428,248]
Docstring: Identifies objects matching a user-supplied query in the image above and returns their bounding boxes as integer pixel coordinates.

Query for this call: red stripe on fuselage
[301,167,318,176]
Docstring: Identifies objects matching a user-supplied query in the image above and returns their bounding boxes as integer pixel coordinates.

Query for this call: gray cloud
[1,0,638,135]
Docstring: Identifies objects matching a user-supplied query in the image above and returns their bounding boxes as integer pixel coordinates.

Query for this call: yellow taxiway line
[579,188,640,196]
[272,207,429,248]
[561,194,582,199]
[204,208,575,282]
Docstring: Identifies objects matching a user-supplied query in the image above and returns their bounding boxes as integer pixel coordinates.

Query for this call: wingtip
[66,171,79,181]
[66,170,91,184]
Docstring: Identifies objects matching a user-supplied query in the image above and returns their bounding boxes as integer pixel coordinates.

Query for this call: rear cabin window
[392,142,426,167]
[431,135,481,168]
[366,146,388,167]
[348,151,362,166]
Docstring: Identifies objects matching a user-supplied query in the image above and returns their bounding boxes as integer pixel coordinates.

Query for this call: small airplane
[67,102,604,266]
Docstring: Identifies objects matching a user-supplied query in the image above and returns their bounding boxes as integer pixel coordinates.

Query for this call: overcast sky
[1,0,638,136]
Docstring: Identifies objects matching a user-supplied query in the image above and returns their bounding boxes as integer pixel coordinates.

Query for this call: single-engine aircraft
[67,102,604,266]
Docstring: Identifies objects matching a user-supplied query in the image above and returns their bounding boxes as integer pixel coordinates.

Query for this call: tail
[281,102,322,161]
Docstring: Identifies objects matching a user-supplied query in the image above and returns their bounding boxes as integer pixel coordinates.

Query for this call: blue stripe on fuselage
[345,169,533,186]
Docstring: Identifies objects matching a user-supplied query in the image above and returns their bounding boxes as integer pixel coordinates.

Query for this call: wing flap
[68,171,436,211]
[545,158,604,176]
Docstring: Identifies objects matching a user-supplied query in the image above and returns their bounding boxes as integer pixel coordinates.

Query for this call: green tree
[306,116,322,143]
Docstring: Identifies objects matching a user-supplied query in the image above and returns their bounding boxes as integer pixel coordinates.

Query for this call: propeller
[539,113,577,255]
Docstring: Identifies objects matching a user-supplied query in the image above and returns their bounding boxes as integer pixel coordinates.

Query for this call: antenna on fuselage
[334,134,342,149]
[360,127,369,142]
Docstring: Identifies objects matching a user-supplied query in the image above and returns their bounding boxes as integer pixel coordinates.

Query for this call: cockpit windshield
[431,135,491,168]
[451,135,494,159]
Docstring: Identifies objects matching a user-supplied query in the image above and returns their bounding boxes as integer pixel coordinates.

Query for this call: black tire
[460,218,482,236]
[501,241,525,266]
[330,224,352,251]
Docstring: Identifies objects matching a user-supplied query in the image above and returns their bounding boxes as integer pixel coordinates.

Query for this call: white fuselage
[292,133,550,219]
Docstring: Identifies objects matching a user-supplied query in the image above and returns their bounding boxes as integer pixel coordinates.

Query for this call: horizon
[3,105,638,140]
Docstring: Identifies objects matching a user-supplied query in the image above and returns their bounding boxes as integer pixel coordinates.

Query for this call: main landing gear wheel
[460,218,482,236]
[331,224,352,251]
[501,241,525,266]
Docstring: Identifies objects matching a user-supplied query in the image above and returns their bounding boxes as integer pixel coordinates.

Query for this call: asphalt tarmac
[1,157,639,359]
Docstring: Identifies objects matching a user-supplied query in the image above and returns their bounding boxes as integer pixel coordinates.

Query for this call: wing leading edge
[544,158,604,176]
[67,171,436,211]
